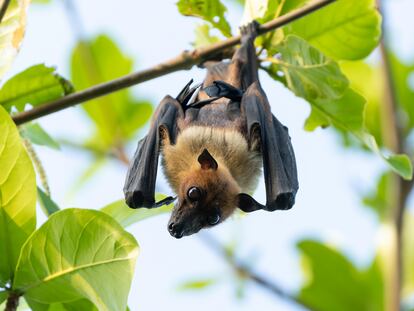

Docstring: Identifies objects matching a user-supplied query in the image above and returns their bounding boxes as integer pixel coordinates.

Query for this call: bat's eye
[207,213,220,225]
[187,187,202,201]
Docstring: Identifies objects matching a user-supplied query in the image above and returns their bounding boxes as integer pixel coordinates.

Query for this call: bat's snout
[168,221,184,239]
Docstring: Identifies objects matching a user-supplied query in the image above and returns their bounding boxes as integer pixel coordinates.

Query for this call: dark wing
[124,95,184,208]
[240,81,299,212]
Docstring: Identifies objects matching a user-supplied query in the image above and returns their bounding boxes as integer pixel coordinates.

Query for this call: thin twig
[200,234,314,311]
[12,0,336,125]
[0,0,11,24]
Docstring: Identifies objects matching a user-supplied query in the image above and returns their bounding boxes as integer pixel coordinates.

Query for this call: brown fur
[161,125,262,220]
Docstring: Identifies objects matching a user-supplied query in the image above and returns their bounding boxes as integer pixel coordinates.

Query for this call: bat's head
[168,149,240,238]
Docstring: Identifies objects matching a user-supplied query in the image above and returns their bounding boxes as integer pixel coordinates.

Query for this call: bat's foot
[204,80,243,101]
[240,21,259,43]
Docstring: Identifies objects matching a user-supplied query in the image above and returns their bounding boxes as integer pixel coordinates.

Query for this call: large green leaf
[0,64,73,112]
[0,106,36,285]
[341,61,384,147]
[286,0,381,60]
[70,35,152,150]
[298,240,384,311]
[272,35,349,100]
[0,0,31,80]
[13,208,139,311]
[177,0,232,37]
[101,196,173,228]
[20,123,60,150]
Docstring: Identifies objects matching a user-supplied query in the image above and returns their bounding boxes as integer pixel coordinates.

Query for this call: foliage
[0,0,414,310]
[0,64,73,112]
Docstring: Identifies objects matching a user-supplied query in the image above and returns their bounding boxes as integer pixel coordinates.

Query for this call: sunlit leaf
[70,35,153,150]
[101,195,173,228]
[20,123,60,150]
[0,291,7,305]
[0,0,31,80]
[286,0,381,60]
[298,240,384,311]
[341,61,384,147]
[177,0,232,37]
[271,35,348,100]
[37,187,60,216]
[241,0,279,24]
[0,106,36,286]
[13,209,139,311]
[194,24,220,48]
[0,64,73,112]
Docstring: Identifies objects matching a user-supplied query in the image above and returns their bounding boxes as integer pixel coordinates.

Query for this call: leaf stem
[12,0,337,125]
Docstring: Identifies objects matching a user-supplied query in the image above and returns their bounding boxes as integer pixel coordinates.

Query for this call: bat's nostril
[168,222,174,232]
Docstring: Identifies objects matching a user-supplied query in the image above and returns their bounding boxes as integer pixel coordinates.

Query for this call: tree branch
[200,234,315,311]
[4,292,20,311]
[0,0,11,24]
[12,0,336,125]
[376,1,413,310]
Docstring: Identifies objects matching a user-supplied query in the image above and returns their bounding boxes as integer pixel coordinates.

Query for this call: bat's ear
[198,149,218,170]
[237,193,264,212]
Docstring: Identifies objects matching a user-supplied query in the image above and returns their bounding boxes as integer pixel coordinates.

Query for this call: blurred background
[9,0,414,310]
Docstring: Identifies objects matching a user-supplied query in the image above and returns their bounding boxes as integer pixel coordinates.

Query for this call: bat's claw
[240,20,260,42]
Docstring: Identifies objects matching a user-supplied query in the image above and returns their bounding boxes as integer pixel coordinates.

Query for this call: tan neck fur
[161,126,262,193]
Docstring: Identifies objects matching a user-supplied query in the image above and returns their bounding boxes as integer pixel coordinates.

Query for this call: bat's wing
[124,95,184,208]
[240,81,299,212]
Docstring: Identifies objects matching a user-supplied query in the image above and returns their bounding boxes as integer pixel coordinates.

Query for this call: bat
[124,22,298,238]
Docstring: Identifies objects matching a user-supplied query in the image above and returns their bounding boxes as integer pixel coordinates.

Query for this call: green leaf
[241,0,279,24]
[389,55,414,132]
[70,35,153,150]
[298,240,384,311]
[26,298,97,311]
[362,172,392,220]
[20,123,60,150]
[286,0,381,60]
[194,24,220,48]
[13,208,139,311]
[340,61,384,147]
[0,64,73,112]
[0,0,31,80]
[177,278,217,291]
[37,187,60,216]
[177,0,232,37]
[101,195,173,228]
[0,106,36,285]
[272,35,349,100]
[0,291,7,305]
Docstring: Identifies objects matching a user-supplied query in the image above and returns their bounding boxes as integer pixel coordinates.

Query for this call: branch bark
[200,234,315,311]
[376,1,413,310]
[12,0,336,125]
[4,292,19,311]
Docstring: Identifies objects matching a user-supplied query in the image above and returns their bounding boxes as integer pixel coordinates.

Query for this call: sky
[7,0,414,310]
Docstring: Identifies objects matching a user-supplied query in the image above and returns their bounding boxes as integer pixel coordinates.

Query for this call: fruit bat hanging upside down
[124,22,298,238]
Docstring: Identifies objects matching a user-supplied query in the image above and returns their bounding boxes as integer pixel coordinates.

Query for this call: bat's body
[124,23,298,238]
